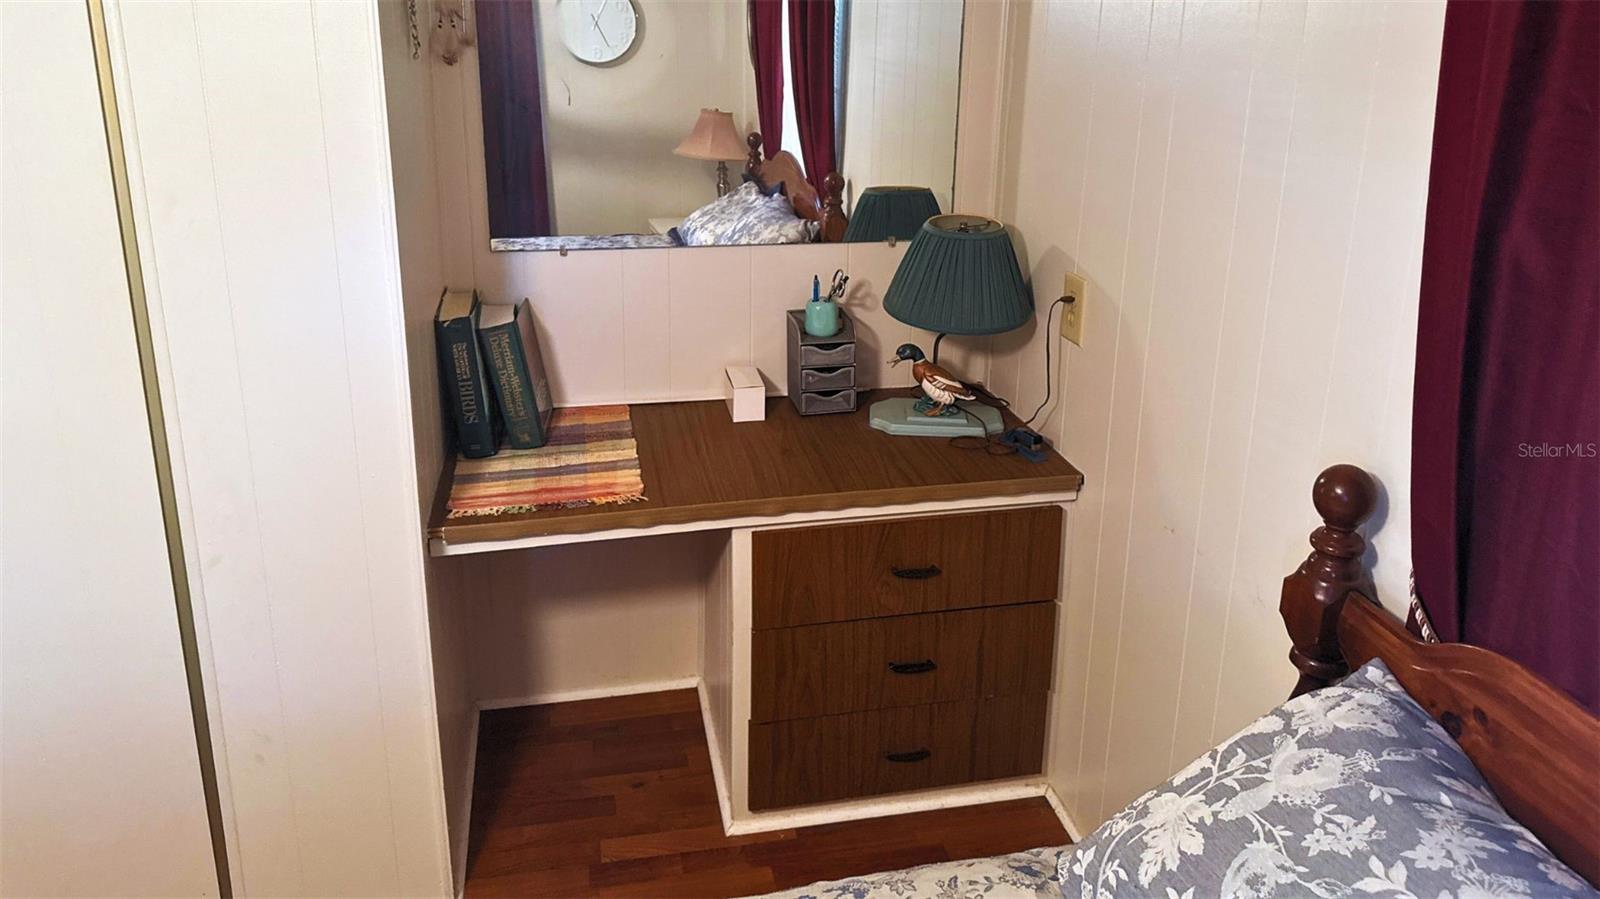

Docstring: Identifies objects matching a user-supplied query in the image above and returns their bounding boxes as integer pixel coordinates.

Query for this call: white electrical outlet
[1060,273,1087,346]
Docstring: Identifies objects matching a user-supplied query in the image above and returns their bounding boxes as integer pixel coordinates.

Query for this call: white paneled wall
[427,41,990,405]
[374,0,478,888]
[1,5,218,894]
[111,1,452,893]
[445,237,997,404]
[468,534,716,705]
[991,0,1443,828]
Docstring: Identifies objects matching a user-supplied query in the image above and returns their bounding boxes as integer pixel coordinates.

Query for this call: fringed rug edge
[445,491,647,520]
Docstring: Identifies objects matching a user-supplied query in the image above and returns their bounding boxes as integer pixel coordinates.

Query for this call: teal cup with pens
[805,270,847,338]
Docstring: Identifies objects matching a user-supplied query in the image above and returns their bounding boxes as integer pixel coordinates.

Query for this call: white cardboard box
[724,366,765,422]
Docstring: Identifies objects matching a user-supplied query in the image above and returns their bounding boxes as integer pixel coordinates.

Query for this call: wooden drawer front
[752,506,1062,629]
[747,695,1047,810]
[750,603,1056,722]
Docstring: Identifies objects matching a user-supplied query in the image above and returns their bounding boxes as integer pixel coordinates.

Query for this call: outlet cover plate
[1061,273,1087,346]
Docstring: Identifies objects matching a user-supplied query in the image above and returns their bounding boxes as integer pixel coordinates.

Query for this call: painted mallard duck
[890,343,976,415]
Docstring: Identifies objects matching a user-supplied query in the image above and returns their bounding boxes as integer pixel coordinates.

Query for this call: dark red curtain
[1412,0,1599,712]
[748,0,785,158]
[787,0,837,193]
[476,0,553,238]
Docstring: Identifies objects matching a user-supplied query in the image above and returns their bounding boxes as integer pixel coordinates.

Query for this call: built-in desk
[427,389,1085,555]
[431,389,1084,835]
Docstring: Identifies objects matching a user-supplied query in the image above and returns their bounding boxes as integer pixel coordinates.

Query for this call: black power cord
[1020,295,1070,427]
[948,294,1072,456]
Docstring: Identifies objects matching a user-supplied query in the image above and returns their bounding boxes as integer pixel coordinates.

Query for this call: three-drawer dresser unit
[700,504,1065,829]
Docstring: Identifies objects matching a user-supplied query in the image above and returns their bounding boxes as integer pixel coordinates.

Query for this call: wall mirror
[478,0,965,252]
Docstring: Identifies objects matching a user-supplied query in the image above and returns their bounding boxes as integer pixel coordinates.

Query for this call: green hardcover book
[477,298,554,449]
[434,288,501,458]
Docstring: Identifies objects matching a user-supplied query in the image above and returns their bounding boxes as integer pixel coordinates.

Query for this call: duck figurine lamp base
[870,344,1003,438]
[869,396,1003,437]
[869,214,1034,438]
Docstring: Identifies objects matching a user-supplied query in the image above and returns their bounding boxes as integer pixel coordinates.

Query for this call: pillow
[1058,659,1596,899]
[677,181,816,246]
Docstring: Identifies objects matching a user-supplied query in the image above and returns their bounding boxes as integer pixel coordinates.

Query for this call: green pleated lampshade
[882,215,1033,336]
[842,186,942,242]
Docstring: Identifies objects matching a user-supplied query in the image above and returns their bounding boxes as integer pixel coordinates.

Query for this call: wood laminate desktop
[427,389,1084,555]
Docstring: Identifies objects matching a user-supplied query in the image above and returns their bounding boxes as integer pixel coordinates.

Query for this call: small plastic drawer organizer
[786,310,858,416]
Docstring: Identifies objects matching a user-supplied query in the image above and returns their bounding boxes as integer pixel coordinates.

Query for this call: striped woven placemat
[445,405,645,518]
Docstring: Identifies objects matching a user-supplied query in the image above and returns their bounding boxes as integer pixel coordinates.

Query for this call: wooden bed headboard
[1282,464,1600,886]
[744,133,848,243]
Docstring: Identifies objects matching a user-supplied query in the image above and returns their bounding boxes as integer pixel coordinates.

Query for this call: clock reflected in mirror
[557,0,639,66]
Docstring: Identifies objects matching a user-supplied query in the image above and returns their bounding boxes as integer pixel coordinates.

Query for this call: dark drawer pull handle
[891,565,942,580]
[887,660,938,675]
[885,749,932,763]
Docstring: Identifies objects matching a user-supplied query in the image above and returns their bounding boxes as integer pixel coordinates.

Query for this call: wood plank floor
[465,689,1070,897]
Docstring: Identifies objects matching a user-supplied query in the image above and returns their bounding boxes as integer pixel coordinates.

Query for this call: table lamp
[842,186,942,242]
[673,108,747,198]
[871,214,1033,437]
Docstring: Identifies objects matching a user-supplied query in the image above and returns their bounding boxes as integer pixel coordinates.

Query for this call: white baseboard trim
[475,676,701,710]
[724,777,1049,836]
[1042,785,1085,843]
[694,681,736,834]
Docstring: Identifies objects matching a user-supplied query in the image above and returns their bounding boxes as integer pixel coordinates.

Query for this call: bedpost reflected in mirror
[477,0,965,252]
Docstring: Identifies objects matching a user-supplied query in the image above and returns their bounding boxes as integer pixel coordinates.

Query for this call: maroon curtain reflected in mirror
[748,0,784,159]
[787,0,837,194]
[477,0,553,237]
[1411,1,1599,712]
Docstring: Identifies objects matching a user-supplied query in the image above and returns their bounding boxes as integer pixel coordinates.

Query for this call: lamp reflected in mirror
[843,186,942,243]
[673,108,747,199]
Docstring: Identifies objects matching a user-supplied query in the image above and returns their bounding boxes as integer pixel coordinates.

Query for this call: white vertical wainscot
[988,0,1443,831]
[106,1,455,892]
[444,239,988,409]
[1,4,219,893]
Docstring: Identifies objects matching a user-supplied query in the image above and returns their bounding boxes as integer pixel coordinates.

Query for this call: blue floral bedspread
[1056,659,1595,898]
[489,233,678,251]
[744,845,1067,899]
[740,660,1597,899]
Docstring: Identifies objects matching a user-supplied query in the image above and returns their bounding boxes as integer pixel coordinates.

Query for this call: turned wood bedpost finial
[1282,464,1378,697]
[821,172,847,242]
[746,132,764,178]
[823,172,845,207]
